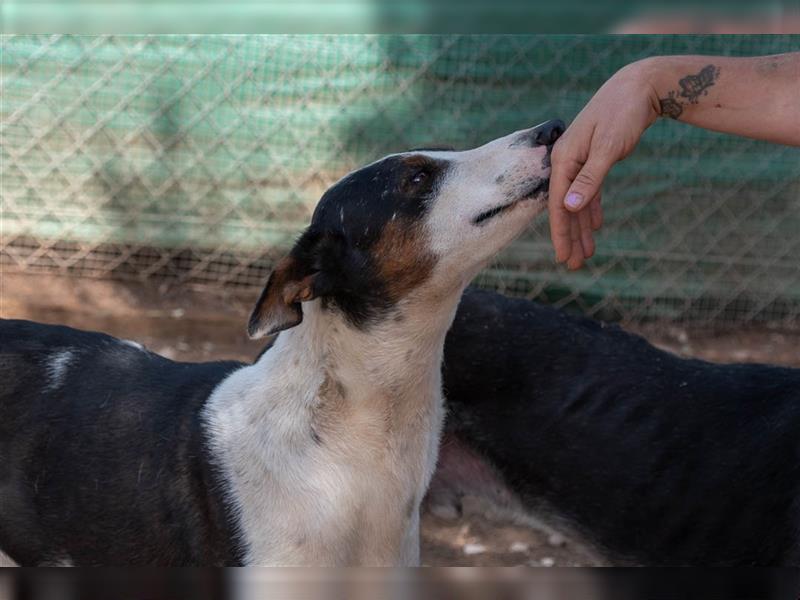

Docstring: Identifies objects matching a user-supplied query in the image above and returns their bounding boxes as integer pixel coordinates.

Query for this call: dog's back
[0,319,245,566]
[441,288,800,565]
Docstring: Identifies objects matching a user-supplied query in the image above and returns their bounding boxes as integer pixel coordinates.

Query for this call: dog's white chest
[239,457,413,566]
[203,361,444,567]
[229,433,436,566]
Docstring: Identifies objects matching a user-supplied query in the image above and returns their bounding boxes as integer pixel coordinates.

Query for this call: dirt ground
[2,272,799,567]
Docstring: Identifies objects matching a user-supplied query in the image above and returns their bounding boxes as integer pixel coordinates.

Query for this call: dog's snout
[532,119,565,146]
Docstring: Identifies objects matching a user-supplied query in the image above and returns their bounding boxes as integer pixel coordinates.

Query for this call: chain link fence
[2,35,799,326]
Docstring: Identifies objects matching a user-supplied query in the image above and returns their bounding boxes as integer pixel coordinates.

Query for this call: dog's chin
[521,190,548,205]
[513,185,550,212]
[511,177,551,210]
[516,194,548,221]
[523,176,550,199]
[472,179,549,226]
[502,191,549,237]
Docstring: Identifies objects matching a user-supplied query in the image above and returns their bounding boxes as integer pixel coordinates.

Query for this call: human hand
[549,59,661,269]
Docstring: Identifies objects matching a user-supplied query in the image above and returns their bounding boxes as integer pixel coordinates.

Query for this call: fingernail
[565,192,583,210]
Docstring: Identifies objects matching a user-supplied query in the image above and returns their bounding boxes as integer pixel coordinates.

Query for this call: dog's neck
[296,296,454,391]
[204,291,461,566]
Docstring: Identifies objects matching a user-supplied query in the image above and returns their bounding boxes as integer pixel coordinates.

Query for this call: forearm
[634,54,800,146]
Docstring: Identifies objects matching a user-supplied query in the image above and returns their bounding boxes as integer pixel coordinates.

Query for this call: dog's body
[202,300,450,566]
[0,121,563,566]
[11,118,794,567]
[4,284,799,566]
[0,321,244,566]
[0,315,442,566]
[436,288,800,566]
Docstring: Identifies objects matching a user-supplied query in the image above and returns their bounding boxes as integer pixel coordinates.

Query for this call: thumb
[563,154,614,213]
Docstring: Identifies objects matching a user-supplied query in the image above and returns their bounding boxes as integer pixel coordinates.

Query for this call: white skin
[549,52,800,270]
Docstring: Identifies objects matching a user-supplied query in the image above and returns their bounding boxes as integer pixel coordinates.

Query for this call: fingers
[560,156,611,268]
[549,202,574,265]
[578,208,595,259]
[551,146,613,267]
[548,60,657,268]
[555,194,601,270]
[550,132,615,267]
[567,215,584,271]
[564,209,594,271]
[589,193,603,230]
[548,159,577,264]
[563,153,615,214]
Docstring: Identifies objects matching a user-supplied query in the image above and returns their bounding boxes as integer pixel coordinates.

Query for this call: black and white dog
[0,120,565,566]
[434,288,800,566]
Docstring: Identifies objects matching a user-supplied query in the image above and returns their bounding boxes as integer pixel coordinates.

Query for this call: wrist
[633,56,724,121]
[617,57,664,121]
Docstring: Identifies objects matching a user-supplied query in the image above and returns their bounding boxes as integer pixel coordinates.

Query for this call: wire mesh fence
[2,34,799,326]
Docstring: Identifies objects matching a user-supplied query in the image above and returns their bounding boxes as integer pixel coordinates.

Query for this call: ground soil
[2,272,798,566]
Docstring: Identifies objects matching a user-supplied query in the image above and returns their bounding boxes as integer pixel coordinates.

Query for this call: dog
[430,287,800,566]
[0,119,565,566]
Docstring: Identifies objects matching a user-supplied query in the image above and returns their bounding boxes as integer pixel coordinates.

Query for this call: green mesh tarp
[2,35,799,324]
[0,1,787,34]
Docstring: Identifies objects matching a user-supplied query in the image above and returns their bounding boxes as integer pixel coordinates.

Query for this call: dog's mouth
[472,178,549,226]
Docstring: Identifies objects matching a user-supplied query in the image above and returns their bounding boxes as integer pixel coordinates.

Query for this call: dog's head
[248,119,564,338]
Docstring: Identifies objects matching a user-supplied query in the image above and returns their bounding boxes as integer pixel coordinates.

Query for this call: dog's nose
[531,119,565,146]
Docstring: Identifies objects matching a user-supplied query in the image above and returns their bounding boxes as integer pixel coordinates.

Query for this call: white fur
[202,125,552,566]
[121,339,144,350]
[46,350,74,391]
[0,548,73,567]
[421,127,552,282]
[35,555,73,566]
[203,294,456,566]
[46,558,74,567]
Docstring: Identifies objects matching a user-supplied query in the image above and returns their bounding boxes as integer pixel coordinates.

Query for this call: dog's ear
[248,230,349,339]
[247,255,319,339]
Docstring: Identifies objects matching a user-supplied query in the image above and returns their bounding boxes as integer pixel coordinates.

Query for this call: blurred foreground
[1,567,799,600]
[2,0,799,33]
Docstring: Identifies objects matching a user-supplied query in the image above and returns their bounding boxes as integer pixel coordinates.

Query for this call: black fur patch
[441,288,800,566]
[0,320,247,566]
[288,154,449,329]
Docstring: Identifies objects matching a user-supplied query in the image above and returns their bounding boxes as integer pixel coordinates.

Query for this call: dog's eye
[410,170,429,185]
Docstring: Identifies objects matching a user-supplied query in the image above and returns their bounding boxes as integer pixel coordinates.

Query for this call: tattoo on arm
[658,64,721,120]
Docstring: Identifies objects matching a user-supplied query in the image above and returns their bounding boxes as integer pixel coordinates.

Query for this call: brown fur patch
[248,256,304,336]
[400,153,437,171]
[312,370,351,438]
[372,219,435,301]
[282,275,315,304]
[249,258,318,337]
[312,371,393,469]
